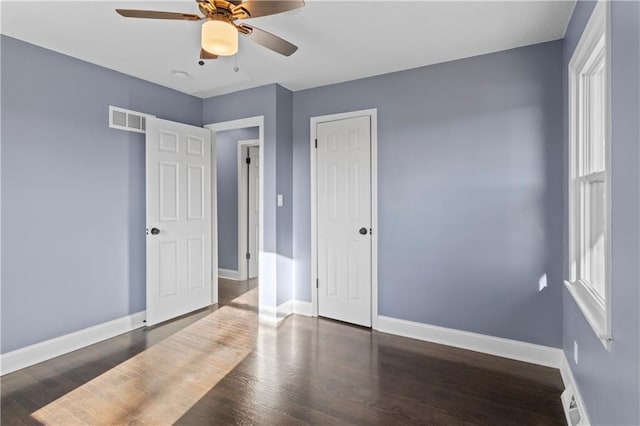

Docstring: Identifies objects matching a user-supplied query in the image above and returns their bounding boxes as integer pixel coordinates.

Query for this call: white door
[146,118,212,326]
[317,116,372,327]
[248,146,260,279]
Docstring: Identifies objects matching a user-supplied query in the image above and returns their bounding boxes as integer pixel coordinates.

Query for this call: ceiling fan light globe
[201,20,238,56]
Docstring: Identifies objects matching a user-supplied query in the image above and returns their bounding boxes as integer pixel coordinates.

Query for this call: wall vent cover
[561,386,587,426]
[109,106,155,134]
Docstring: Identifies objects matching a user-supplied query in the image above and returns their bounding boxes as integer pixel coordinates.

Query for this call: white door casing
[146,118,212,326]
[248,145,260,279]
[316,115,372,327]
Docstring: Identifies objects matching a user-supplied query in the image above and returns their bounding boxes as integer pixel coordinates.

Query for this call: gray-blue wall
[292,41,564,348]
[275,85,294,305]
[1,36,203,353]
[562,1,640,424]
[215,127,259,271]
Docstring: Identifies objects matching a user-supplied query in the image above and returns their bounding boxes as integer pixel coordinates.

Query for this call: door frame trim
[237,139,260,281]
[310,108,378,330]
[205,116,264,307]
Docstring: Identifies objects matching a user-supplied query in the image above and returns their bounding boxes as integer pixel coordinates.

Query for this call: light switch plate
[277,194,283,207]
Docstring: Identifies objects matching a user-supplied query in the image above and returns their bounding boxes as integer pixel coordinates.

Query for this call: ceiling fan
[116,0,305,61]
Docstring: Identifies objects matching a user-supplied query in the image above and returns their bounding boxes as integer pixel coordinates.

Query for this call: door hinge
[315,139,318,149]
[316,278,319,288]
[246,157,251,164]
[246,253,251,260]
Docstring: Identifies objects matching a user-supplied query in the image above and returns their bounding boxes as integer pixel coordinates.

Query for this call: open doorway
[206,117,264,310]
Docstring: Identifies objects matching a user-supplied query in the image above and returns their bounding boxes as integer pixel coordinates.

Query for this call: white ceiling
[1,1,576,98]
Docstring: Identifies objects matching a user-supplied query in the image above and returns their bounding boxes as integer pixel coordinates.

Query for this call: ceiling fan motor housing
[198,0,251,21]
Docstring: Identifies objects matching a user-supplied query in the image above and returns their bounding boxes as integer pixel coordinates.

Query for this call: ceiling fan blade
[239,24,298,56]
[232,1,304,19]
[200,49,219,60]
[116,9,202,21]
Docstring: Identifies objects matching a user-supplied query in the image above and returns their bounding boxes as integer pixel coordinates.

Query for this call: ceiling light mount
[172,70,190,79]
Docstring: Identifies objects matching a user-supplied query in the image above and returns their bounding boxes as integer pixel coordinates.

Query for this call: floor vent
[561,386,587,426]
[109,106,155,134]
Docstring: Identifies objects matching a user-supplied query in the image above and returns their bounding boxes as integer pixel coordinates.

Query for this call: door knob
[150,227,160,235]
[359,227,368,235]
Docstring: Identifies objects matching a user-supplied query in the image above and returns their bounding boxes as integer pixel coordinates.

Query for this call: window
[567,0,612,349]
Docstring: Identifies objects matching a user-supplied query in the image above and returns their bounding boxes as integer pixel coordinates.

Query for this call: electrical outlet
[538,274,548,291]
[574,341,579,365]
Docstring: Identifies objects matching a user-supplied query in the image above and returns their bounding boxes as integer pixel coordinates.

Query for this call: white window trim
[566,0,612,350]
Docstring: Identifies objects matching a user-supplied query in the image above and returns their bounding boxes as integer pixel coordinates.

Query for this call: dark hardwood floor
[2,279,565,425]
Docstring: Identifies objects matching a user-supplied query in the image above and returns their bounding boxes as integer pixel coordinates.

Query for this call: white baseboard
[560,352,591,425]
[293,300,313,316]
[218,268,241,280]
[377,316,563,368]
[260,300,312,324]
[259,301,293,325]
[1,311,146,376]
[278,300,293,318]
[258,306,277,323]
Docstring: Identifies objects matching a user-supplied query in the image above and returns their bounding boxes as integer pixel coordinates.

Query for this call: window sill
[564,280,612,351]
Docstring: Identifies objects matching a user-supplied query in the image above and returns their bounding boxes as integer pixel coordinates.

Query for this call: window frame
[566,0,612,350]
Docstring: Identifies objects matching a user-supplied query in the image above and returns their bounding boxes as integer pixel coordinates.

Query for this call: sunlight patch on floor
[31,288,259,425]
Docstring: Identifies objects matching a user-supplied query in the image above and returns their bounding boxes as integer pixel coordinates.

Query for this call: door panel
[317,116,372,327]
[146,118,212,326]
[187,165,205,220]
[159,241,178,297]
[159,163,179,221]
[187,236,205,290]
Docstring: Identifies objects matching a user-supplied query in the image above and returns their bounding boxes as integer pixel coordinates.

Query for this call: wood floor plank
[2,279,565,425]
